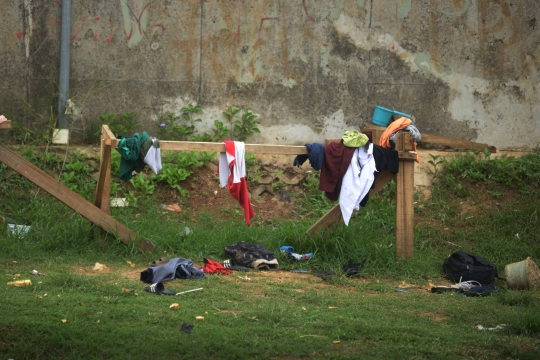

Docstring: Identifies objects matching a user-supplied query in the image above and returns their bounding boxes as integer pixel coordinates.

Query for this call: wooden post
[94,125,116,214]
[394,133,414,259]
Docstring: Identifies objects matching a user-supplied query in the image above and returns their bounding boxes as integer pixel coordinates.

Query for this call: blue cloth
[293,143,324,170]
[140,257,204,283]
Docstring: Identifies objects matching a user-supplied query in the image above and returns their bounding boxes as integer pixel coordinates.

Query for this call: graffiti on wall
[16,0,528,84]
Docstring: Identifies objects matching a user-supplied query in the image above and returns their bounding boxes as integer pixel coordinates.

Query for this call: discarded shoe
[315,268,334,280]
[222,259,251,272]
[342,263,364,277]
[144,282,176,295]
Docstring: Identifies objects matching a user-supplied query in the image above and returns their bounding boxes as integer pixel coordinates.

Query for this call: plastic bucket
[393,110,412,119]
[505,257,540,289]
[371,106,394,127]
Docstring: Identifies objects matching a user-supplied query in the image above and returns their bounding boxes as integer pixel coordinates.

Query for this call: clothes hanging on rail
[358,144,400,207]
[340,143,376,225]
[293,143,325,170]
[143,138,162,174]
[379,117,420,163]
[116,131,150,181]
[218,141,254,226]
[319,141,356,201]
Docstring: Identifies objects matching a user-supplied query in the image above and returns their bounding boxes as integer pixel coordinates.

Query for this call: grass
[1,148,539,359]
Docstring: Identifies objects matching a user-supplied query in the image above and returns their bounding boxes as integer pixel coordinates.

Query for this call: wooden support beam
[306,170,396,237]
[0,120,12,129]
[160,141,308,155]
[0,143,154,252]
[362,123,496,153]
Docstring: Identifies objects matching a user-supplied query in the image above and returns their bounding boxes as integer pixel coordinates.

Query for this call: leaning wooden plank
[0,143,154,252]
[0,120,12,129]
[362,123,496,153]
[306,170,396,237]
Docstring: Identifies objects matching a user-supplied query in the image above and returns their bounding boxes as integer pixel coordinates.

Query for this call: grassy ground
[1,147,539,359]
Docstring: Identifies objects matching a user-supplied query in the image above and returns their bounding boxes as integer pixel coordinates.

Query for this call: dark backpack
[443,251,499,285]
[224,241,278,270]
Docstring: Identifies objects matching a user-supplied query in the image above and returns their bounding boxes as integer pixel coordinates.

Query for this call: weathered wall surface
[1,0,539,148]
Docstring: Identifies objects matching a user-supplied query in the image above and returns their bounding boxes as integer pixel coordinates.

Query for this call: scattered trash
[290,269,310,273]
[175,288,203,296]
[213,190,218,196]
[302,307,306,311]
[446,241,459,247]
[180,323,194,334]
[7,280,32,287]
[169,303,179,310]
[195,316,204,321]
[161,203,181,212]
[61,319,67,324]
[328,306,338,309]
[110,198,129,207]
[7,224,31,238]
[342,263,364,277]
[92,263,108,271]
[126,261,135,267]
[182,227,192,236]
[31,270,46,276]
[238,275,251,281]
[332,340,341,345]
[395,288,409,293]
[280,246,312,261]
[477,324,506,331]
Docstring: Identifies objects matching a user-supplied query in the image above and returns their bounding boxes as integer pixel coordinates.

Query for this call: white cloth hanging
[339,143,376,226]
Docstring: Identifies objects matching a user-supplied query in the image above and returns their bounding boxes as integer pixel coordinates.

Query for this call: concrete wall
[1,0,539,148]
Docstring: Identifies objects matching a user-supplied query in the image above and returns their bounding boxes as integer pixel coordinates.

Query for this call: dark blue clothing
[293,143,325,171]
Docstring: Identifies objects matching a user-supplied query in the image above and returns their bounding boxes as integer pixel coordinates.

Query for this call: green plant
[129,175,155,195]
[223,106,260,141]
[156,164,191,196]
[97,110,140,137]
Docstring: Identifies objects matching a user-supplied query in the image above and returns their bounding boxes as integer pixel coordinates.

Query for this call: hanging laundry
[319,141,356,201]
[340,143,376,225]
[116,131,150,181]
[218,141,255,226]
[358,144,400,207]
[379,117,420,163]
[342,130,369,148]
[293,143,325,170]
[389,124,421,143]
[143,138,162,174]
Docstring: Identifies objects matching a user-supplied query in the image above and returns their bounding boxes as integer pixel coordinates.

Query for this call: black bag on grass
[443,251,498,285]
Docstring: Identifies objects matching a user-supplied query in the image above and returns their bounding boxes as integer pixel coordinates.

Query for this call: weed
[504,308,540,337]
[223,106,261,141]
[97,110,140,137]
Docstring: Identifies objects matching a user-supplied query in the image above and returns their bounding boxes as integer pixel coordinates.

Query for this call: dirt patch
[159,164,308,222]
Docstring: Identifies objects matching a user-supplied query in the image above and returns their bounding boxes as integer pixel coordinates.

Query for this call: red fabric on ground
[202,258,232,275]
